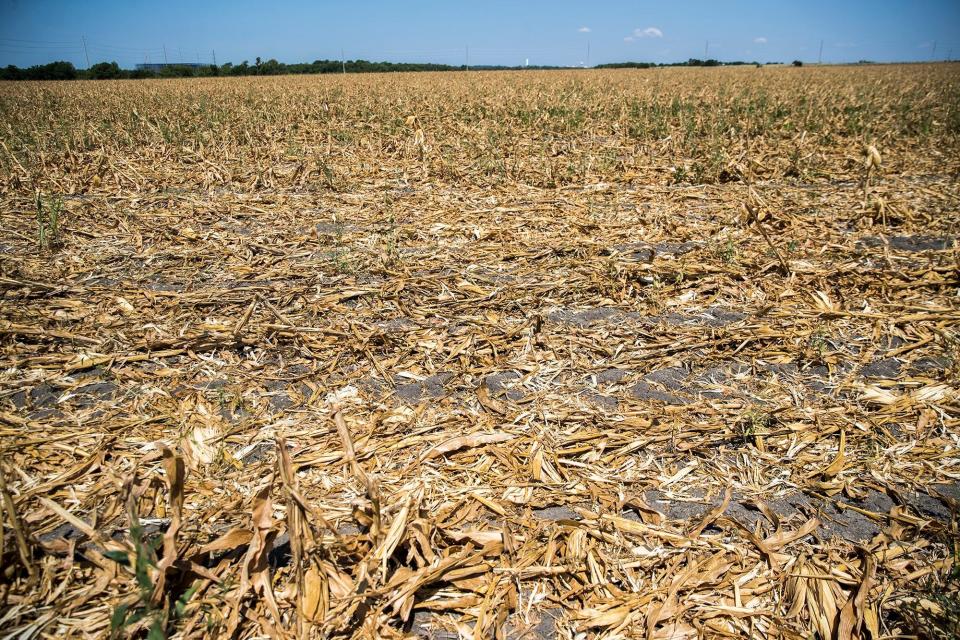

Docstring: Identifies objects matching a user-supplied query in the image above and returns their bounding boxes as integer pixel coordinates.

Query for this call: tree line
[0,58,559,80]
[2,57,812,81]
[594,59,800,69]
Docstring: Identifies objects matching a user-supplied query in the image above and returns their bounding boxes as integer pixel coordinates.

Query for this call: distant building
[135,63,208,71]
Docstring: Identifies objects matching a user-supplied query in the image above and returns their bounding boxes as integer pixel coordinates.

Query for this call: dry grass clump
[1,64,959,638]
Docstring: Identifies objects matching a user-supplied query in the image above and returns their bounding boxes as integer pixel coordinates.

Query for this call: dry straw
[0,63,958,639]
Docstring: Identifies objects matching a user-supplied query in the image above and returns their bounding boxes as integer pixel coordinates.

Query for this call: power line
[5,35,958,69]
[86,42,166,53]
[0,41,83,51]
[0,37,165,61]
[0,36,78,45]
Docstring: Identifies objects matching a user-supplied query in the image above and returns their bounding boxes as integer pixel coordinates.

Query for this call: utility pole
[705,40,709,59]
[341,48,345,74]
[81,35,90,68]
[931,41,937,61]
[212,49,217,66]
[178,47,183,63]
[163,45,168,64]
[586,41,590,68]
[818,39,823,64]
[465,45,469,70]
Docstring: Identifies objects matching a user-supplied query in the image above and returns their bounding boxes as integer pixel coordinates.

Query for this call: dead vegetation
[1,64,959,639]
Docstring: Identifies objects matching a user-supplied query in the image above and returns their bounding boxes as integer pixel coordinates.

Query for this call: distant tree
[88,61,122,79]
[260,58,282,75]
[20,61,78,80]
[159,64,195,78]
[1,64,22,80]
[595,61,654,69]
[792,60,803,67]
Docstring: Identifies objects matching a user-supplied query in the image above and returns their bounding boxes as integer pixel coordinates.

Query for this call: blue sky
[1,0,958,68]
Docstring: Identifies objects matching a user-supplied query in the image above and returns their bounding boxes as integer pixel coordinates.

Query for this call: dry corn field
[1,64,960,639]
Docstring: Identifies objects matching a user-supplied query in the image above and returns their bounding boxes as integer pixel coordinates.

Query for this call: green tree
[259,58,281,75]
[88,61,122,79]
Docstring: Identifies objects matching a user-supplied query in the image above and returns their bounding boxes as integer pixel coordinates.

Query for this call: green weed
[893,544,960,639]
[106,524,166,639]
[712,236,738,264]
[35,193,63,252]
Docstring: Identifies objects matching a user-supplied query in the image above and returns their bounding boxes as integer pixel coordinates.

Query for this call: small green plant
[671,165,688,184]
[807,325,830,360]
[378,231,404,271]
[315,153,337,189]
[711,236,738,264]
[894,543,960,639]
[332,221,345,246]
[35,193,63,252]
[738,409,772,445]
[106,524,166,639]
[690,161,705,184]
[326,248,354,274]
[106,522,200,639]
[786,147,805,179]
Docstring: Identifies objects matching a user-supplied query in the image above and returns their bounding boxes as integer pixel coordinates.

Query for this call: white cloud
[578,26,591,33]
[624,36,634,42]
[754,37,767,44]
[634,27,663,38]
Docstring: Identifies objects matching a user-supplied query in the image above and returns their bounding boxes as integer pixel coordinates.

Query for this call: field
[1,64,959,638]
